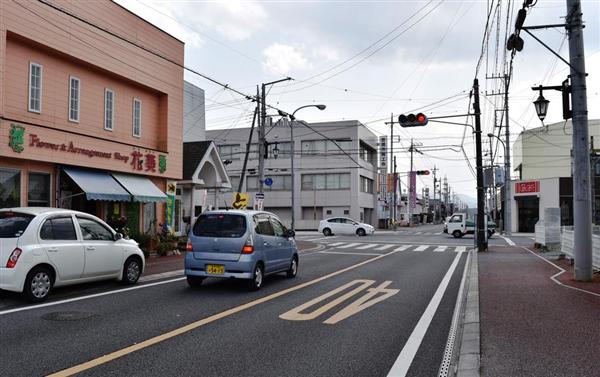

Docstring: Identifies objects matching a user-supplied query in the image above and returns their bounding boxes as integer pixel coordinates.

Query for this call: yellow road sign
[232,192,249,209]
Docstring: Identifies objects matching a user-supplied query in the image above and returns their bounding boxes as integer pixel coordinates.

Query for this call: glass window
[340,174,351,189]
[315,174,326,190]
[450,215,463,223]
[344,210,350,215]
[41,217,77,240]
[218,145,240,160]
[301,175,313,190]
[28,62,42,113]
[0,212,34,238]
[193,214,246,238]
[77,217,114,241]
[133,98,142,137]
[0,169,21,208]
[69,76,80,122]
[247,176,259,191]
[229,176,241,191]
[254,215,274,236]
[270,217,285,237]
[28,172,50,207]
[326,174,340,189]
[104,89,115,131]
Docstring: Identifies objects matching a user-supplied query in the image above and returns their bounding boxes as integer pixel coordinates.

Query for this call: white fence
[561,228,600,270]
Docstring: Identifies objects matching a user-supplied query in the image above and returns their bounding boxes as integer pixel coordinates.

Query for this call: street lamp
[533,92,550,121]
[487,133,510,235]
[281,104,326,231]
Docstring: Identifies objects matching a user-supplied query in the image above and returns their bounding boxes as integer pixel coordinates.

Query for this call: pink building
[0,0,184,233]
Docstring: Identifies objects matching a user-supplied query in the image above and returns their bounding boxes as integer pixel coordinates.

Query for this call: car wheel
[122,256,142,285]
[323,228,332,236]
[286,255,298,278]
[187,276,204,287]
[356,228,366,237]
[452,230,463,239]
[247,263,264,291]
[23,266,53,303]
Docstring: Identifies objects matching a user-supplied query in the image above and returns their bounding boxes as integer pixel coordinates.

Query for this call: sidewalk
[478,245,600,377]
[142,240,319,277]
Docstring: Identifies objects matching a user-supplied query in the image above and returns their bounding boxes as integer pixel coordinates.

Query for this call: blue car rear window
[193,214,246,238]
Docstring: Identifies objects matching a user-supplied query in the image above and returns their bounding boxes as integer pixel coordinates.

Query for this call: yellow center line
[48,249,401,377]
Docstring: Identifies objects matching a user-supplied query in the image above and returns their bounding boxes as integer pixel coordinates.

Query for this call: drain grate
[42,311,96,321]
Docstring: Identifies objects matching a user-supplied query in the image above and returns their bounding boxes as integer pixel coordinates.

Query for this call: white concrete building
[510,119,600,232]
[206,120,379,229]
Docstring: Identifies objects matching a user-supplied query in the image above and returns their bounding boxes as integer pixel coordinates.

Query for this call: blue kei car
[185,210,298,290]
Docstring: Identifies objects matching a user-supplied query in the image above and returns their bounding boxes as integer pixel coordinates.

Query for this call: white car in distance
[0,208,145,302]
[318,217,375,236]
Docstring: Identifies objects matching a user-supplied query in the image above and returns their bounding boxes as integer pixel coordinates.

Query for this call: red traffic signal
[399,113,428,127]
[415,170,430,175]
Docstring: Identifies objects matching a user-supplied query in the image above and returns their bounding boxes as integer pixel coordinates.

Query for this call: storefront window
[28,172,50,207]
[0,169,21,207]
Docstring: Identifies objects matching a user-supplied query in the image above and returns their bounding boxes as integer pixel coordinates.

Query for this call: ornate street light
[533,92,550,121]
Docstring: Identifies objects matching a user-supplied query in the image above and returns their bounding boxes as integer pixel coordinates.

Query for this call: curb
[456,249,480,377]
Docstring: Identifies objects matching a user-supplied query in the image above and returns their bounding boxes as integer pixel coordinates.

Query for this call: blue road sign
[264,177,273,186]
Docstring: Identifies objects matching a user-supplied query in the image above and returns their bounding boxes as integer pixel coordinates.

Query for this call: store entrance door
[516,196,539,233]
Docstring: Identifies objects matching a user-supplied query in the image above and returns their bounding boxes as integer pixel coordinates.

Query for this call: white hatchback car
[318,217,375,236]
[0,208,145,302]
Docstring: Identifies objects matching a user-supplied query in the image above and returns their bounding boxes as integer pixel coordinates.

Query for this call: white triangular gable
[191,141,232,189]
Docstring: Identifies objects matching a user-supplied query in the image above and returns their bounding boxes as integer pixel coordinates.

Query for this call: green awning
[63,167,131,202]
[112,173,167,202]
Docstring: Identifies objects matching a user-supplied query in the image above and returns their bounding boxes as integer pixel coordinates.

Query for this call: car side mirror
[285,230,295,238]
[114,232,123,241]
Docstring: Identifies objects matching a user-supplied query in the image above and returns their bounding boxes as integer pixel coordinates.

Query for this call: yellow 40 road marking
[47,249,402,377]
[280,279,399,324]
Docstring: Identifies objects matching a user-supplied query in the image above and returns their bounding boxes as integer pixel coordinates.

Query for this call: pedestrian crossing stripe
[328,242,345,246]
[433,246,447,252]
[393,245,413,252]
[455,246,467,253]
[338,242,361,249]
[414,245,429,252]
[375,244,394,251]
[356,243,378,250]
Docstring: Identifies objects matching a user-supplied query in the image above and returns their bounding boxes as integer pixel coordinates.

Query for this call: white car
[0,208,145,302]
[318,217,375,236]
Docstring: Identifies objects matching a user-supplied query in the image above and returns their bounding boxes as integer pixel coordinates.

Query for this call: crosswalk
[307,241,470,254]
[296,231,445,241]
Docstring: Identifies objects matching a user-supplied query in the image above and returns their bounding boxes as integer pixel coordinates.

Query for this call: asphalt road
[0,225,531,377]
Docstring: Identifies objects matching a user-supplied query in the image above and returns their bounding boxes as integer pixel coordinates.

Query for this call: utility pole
[567,0,592,281]
[393,156,397,224]
[503,73,512,236]
[258,83,266,196]
[385,114,397,225]
[432,165,439,223]
[407,139,414,225]
[473,78,487,251]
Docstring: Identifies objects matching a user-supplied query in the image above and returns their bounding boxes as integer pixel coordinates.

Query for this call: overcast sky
[116,0,599,202]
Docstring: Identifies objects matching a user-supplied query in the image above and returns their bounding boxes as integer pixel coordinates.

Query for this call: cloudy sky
[116,0,599,201]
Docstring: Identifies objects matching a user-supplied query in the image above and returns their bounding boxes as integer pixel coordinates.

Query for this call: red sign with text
[515,181,539,194]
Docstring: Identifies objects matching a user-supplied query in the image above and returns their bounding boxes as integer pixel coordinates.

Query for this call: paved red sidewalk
[479,245,600,377]
[143,240,318,276]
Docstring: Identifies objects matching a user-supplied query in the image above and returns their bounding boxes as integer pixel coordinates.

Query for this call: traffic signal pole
[473,79,487,251]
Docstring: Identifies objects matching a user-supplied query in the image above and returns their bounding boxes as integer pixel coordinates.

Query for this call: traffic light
[398,113,428,127]
[415,170,430,175]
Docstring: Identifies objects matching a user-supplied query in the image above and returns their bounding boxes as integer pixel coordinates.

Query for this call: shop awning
[112,173,167,202]
[63,167,131,201]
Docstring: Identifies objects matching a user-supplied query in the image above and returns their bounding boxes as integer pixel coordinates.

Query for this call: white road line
[328,242,345,247]
[356,243,378,250]
[375,244,395,251]
[433,246,447,253]
[414,245,429,252]
[319,251,382,256]
[337,242,361,249]
[386,252,463,377]
[435,232,443,235]
[500,235,516,246]
[414,232,423,235]
[139,270,183,282]
[393,245,413,252]
[455,246,467,253]
[0,277,186,316]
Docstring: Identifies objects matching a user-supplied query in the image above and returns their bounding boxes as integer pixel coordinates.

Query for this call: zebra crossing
[309,241,469,254]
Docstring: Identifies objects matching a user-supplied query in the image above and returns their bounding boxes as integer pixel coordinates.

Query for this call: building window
[69,76,80,122]
[344,209,350,215]
[247,175,291,191]
[360,176,374,193]
[301,139,352,157]
[218,144,240,160]
[104,89,115,131]
[28,62,43,113]
[28,172,51,207]
[360,143,376,164]
[302,173,351,190]
[0,169,21,207]
[133,98,142,137]
[326,210,332,215]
